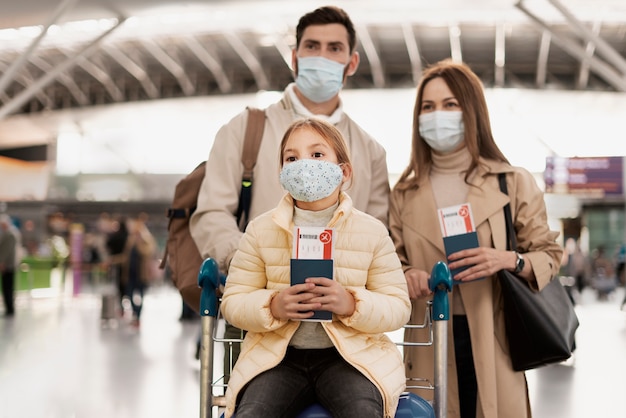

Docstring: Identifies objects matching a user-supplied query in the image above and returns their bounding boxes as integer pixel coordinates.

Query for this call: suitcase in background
[101,292,118,327]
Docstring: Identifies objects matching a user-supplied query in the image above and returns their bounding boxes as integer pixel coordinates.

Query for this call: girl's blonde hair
[279,118,353,188]
[280,119,352,167]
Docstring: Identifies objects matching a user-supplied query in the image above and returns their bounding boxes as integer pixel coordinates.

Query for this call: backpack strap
[236,107,266,231]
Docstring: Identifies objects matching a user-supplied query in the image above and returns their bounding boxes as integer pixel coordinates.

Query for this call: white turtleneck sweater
[429,146,475,315]
[285,83,344,125]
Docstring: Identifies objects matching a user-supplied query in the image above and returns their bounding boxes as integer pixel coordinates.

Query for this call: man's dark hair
[295,6,357,53]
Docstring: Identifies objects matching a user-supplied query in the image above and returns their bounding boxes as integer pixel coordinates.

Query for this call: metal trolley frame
[197,259,452,418]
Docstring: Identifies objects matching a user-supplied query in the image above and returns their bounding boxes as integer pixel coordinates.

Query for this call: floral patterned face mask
[279,159,343,202]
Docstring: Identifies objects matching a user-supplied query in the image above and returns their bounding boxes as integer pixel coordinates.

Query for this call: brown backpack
[160,108,266,312]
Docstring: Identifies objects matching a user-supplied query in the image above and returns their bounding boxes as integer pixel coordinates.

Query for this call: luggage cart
[197,258,452,418]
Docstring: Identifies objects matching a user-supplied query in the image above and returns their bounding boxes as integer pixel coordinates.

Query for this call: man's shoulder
[221,98,291,129]
[213,100,285,144]
[340,113,384,148]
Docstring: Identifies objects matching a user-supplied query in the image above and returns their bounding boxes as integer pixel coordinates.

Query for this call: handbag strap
[498,173,518,252]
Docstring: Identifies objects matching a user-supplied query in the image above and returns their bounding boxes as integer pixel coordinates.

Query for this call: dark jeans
[235,346,383,418]
[1,269,15,315]
[453,315,477,418]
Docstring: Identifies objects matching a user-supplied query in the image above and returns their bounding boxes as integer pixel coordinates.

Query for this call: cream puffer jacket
[221,192,411,418]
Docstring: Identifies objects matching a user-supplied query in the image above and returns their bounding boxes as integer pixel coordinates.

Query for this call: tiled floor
[1,281,625,418]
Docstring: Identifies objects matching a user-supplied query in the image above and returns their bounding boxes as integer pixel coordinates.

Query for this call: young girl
[220,118,411,418]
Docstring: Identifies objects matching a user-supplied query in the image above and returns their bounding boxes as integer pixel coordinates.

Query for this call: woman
[389,59,562,418]
[121,213,156,327]
[221,118,411,418]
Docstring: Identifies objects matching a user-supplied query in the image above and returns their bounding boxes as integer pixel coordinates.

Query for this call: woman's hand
[405,268,431,299]
[448,247,517,282]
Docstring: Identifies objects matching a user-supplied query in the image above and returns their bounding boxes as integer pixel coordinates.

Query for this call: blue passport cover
[442,231,481,285]
[290,259,334,321]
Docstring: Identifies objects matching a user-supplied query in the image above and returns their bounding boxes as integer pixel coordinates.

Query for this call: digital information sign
[544,156,624,197]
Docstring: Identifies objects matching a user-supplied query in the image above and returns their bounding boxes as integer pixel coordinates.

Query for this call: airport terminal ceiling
[0,0,625,178]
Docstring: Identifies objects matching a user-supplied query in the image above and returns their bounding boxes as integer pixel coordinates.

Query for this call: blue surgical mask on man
[419,110,465,153]
[295,56,346,103]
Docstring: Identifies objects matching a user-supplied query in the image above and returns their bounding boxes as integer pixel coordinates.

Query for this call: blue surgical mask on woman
[295,56,346,103]
[279,159,343,202]
[419,110,465,153]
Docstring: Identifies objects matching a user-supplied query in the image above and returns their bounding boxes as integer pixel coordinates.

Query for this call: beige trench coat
[389,159,563,418]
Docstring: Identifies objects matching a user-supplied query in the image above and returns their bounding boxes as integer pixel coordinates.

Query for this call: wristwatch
[514,251,525,274]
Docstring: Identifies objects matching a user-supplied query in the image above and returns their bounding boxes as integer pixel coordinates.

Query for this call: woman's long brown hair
[394,59,509,191]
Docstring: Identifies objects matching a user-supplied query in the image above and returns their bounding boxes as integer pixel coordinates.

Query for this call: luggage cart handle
[198,258,227,418]
[429,261,452,321]
[429,261,452,418]
[198,258,226,317]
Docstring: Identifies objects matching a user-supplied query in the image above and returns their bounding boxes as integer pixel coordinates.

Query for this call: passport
[290,258,334,321]
[443,231,481,285]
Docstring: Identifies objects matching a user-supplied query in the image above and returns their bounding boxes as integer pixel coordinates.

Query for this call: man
[105,215,128,314]
[191,5,389,274]
[189,5,390,380]
[0,214,18,317]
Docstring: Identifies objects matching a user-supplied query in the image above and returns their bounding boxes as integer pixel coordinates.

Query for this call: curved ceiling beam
[0,60,54,109]
[516,1,626,92]
[0,17,126,121]
[577,21,602,90]
[401,23,422,86]
[29,55,90,106]
[102,44,159,99]
[0,0,78,96]
[546,0,626,75]
[357,24,384,88]
[273,35,293,72]
[65,52,125,102]
[535,30,551,88]
[141,38,194,96]
[224,31,269,91]
[182,35,232,94]
[494,23,506,87]
[449,24,462,63]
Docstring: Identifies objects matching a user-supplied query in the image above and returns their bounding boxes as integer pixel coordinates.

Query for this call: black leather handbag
[498,173,579,371]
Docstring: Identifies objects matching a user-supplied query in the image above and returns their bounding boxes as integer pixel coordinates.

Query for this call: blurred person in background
[617,243,626,308]
[564,237,590,298]
[0,214,21,317]
[106,215,129,313]
[21,219,40,256]
[590,245,616,300]
[121,213,156,328]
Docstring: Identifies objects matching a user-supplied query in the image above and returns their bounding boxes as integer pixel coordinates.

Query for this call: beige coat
[389,159,563,418]
[190,84,390,273]
[221,193,411,418]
